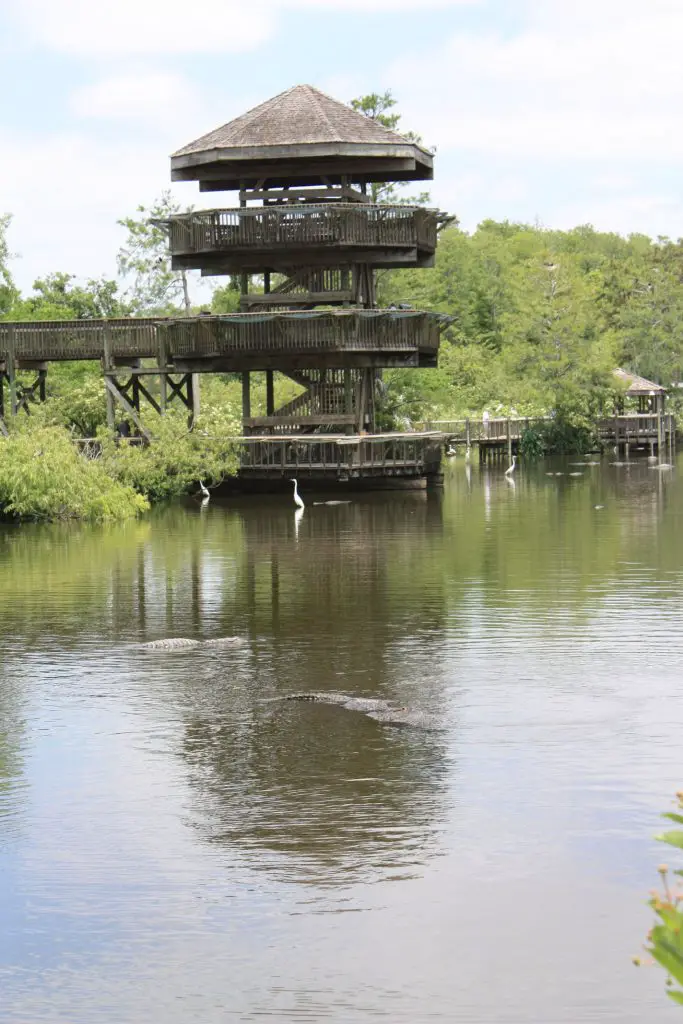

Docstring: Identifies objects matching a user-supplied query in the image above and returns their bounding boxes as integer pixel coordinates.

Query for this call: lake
[1,456,682,1022]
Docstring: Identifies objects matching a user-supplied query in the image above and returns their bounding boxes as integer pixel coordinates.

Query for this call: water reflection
[1,457,683,1022]
[175,494,451,882]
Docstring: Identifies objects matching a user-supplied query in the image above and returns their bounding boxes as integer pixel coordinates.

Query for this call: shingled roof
[170,84,433,189]
[174,84,427,158]
[613,368,667,394]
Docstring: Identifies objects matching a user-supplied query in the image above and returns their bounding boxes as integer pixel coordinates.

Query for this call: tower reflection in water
[172,493,455,886]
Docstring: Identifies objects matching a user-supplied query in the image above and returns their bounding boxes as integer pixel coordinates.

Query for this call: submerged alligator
[276,692,440,731]
[141,637,247,651]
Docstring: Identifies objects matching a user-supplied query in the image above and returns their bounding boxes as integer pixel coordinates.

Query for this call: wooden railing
[0,311,442,364]
[424,417,550,442]
[165,311,441,359]
[238,432,443,475]
[0,319,159,362]
[167,205,438,256]
[425,414,677,443]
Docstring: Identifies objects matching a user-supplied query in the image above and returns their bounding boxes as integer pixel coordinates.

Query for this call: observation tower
[165,84,450,486]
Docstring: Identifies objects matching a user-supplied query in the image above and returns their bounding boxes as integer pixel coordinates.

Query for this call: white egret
[291,478,305,509]
[446,444,457,457]
[504,455,517,476]
[198,480,210,505]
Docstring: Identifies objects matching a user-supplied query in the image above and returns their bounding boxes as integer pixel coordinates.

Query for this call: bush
[519,417,598,459]
[0,425,148,521]
[640,793,683,1007]
[98,408,240,501]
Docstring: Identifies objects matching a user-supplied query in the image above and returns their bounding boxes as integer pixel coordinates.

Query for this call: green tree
[9,272,127,321]
[349,91,430,206]
[0,213,18,316]
[117,191,194,315]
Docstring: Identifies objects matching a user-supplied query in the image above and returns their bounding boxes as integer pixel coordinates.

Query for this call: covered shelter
[613,368,668,414]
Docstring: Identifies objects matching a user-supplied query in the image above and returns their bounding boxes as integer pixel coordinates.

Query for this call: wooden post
[190,373,200,426]
[465,418,471,448]
[158,324,168,413]
[657,411,663,456]
[242,371,251,427]
[506,417,512,463]
[102,322,116,429]
[266,370,274,415]
[7,327,17,416]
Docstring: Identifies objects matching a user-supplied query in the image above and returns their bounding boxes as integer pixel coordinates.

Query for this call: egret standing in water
[199,480,210,504]
[291,478,305,509]
[505,455,517,477]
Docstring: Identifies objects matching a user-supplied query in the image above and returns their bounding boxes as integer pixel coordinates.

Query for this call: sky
[1,0,682,294]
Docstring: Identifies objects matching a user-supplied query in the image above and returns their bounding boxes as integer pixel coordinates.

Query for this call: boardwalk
[426,414,677,458]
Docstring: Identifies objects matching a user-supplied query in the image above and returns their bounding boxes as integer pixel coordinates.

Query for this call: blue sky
[1,0,682,294]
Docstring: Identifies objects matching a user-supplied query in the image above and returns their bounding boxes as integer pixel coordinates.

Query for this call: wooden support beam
[242,371,251,423]
[103,376,151,441]
[7,327,17,417]
[266,370,274,416]
[242,290,354,307]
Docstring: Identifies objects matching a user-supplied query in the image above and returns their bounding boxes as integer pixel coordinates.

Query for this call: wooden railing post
[7,326,17,416]
[102,321,116,430]
[657,412,663,456]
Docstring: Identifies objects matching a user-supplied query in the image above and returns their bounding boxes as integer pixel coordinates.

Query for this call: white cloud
[389,0,683,163]
[10,0,477,55]
[0,128,195,290]
[11,0,269,55]
[70,72,200,122]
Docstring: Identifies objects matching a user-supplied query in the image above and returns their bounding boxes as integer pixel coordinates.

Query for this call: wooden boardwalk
[426,414,677,458]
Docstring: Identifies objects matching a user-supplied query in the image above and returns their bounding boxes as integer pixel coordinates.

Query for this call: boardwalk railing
[0,310,443,365]
[238,432,443,476]
[425,414,677,445]
[167,205,438,257]
[424,417,550,443]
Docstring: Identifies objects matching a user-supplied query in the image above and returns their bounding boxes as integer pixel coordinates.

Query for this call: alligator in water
[277,692,441,731]
[141,637,246,651]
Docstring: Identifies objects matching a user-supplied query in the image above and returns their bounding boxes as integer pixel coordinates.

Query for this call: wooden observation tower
[166,84,449,485]
[1,85,450,487]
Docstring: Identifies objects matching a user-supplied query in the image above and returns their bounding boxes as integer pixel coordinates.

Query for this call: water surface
[1,456,682,1022]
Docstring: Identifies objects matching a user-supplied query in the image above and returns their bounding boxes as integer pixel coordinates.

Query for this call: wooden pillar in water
[657,412,663,456]
[506,417,512,463]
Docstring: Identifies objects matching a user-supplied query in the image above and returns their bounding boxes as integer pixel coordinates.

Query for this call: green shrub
[637,793,683,1007]
[98,408,241,501]
[648,796,683,1005]
[0,425,148,521]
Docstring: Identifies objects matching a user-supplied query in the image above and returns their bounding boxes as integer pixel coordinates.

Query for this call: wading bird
[292,478,305,509]
[199,480,210,503]
[505,455,517,476]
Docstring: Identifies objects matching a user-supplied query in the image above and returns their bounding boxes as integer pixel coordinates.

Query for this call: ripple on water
[1,469,683,1022]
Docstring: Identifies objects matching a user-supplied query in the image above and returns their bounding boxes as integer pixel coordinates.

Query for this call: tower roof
[171,84,433,190]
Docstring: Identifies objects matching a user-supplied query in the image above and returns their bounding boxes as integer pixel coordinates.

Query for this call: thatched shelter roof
[613,368,667,396]
[171,84,433,190]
